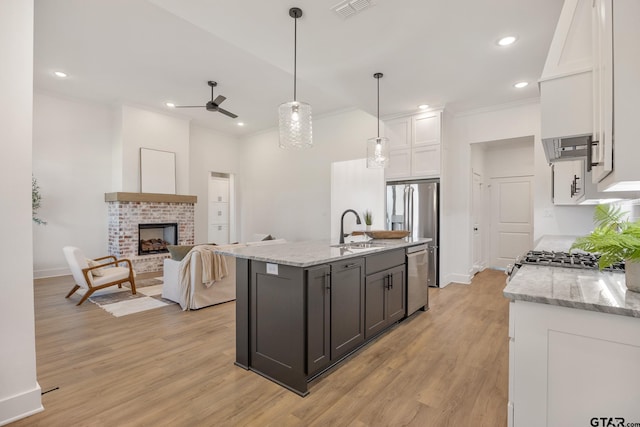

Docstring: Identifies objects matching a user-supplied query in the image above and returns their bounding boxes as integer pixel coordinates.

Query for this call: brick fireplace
[105,192,197,273]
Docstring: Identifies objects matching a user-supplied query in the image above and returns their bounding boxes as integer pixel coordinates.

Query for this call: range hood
[542,134,592,164]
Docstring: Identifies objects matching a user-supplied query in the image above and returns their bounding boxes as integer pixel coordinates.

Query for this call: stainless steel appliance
[507,249,625,281]
[386,179,439,287]
[406,244,429,315]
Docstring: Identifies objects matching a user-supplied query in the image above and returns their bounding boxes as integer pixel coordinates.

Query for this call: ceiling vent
[331,0,372,18]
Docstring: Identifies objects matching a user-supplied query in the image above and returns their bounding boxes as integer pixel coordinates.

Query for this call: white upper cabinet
[384,110,442,180]
[413,113,440,146]
[540,0,593,140]
[385,116,411,150]
[594,0,640,191]
[540,0,640,193]
[552,160,585,205]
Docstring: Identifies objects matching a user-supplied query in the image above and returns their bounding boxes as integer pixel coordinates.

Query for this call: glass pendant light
[367,72,389,168]
[279,7,312,149]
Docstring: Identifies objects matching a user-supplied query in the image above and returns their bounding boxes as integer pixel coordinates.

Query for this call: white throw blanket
[178,245,228,310]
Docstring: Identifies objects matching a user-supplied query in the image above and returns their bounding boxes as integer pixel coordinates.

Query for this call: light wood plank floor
[15,269,509,426]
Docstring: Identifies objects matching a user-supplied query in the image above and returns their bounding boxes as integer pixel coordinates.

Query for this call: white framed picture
[140,148,176,194]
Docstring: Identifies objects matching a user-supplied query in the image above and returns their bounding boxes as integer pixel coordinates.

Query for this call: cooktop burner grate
[517,250,625,272]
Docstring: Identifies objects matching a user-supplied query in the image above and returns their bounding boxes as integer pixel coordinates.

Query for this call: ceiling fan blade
[212,95,226,105]
[217,108,238,119]
[174,105,205,108]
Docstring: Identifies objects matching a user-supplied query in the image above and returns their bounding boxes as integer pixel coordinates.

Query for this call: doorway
[471,171,484,274]
[470,136,535,270]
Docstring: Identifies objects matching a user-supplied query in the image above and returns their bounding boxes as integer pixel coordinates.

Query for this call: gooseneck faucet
[339,209,362,244]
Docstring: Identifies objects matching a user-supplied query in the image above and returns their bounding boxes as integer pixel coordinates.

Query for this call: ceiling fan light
[367,136,389,168]
[279,101,312,149]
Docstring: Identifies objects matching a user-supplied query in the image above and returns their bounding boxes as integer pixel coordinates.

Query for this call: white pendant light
[279,7,312,149]
[367,72,389,168]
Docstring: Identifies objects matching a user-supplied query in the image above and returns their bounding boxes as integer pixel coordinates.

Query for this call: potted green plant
[363,210,373,230]
[571,204,640,292]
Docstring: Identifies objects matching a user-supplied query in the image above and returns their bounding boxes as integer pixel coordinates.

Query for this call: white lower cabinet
[508,300,640,426]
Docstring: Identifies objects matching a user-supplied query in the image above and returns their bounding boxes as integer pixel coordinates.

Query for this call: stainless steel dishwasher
[406,244,429,316]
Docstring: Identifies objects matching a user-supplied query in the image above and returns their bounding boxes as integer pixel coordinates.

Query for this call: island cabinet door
[250,261,308,395]
[306,264,331,376]
[386,265,406,323]
[365,265,406,339]
[364,269,388,339]
[330,258,365,361]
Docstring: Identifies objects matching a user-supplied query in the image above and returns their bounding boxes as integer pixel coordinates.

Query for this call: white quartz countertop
[504,265,639,318]
[215,238,431,268]
[504,235,640,318]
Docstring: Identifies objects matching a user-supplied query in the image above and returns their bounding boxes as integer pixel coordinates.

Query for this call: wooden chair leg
[118,284,122,288]
[65,284,80,298]
[129,275,137,295]
[76,288,95,306]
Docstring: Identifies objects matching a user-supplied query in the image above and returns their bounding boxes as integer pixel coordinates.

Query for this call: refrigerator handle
[408,186,414,234]
[403,185,410,231]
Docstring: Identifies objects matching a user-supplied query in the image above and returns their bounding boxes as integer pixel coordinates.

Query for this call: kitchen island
[217,238,430,396]
[503,236,640,426]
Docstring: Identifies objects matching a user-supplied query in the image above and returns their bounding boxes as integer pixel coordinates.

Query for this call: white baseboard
[0,383,43,426]
[33,266,69,279]
[443,273,472,286]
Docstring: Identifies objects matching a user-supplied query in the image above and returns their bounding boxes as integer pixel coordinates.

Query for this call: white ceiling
[34,0,563,136]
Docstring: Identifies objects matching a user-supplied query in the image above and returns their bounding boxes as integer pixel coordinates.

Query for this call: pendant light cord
[377,76,380,138]
[293,15,297,102]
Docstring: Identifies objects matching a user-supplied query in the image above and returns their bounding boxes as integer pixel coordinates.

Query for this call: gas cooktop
[516,250,625,272]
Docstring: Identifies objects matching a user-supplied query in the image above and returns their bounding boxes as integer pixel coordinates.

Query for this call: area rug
[86,277,176,317]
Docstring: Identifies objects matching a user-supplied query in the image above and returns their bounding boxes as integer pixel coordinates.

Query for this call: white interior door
[471,172,484,274]
[489,176,533,269]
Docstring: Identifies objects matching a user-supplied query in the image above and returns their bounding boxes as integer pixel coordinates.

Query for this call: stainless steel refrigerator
[386,179,439,287]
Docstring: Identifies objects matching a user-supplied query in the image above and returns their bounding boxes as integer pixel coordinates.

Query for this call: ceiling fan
[174,81,238,118]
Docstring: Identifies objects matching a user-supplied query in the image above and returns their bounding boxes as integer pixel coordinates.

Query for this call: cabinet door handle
[586,135,600,172]
[388,274,393,290]
[325,273,331,293]
[344,263,357,269]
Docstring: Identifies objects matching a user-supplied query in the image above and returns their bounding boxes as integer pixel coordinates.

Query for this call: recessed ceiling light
[53,71,67,78]
[237,122,245,127]
[418,104,429,110]
[514,81,529,89]
[498,36,517,46]
[165,102,175,108]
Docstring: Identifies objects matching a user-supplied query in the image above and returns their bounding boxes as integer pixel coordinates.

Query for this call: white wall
[117,105,190,194]
[442,101,595,285]
[239,109,377,242]
[189,124,241,243]
[0,1,43,424]
[32,93,114,277]
[330,158,385,241]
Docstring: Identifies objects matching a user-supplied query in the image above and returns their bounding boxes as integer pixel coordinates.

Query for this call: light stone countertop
[215,238,431,268]
[504,235,640,318]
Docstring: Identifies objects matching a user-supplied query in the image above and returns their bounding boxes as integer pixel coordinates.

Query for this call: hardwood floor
[15,269,509,426]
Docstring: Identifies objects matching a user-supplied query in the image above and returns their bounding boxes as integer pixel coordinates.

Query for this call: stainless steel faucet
[339,209,362,244]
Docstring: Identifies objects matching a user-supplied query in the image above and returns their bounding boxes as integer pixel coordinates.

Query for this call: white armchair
[63,246,137,306]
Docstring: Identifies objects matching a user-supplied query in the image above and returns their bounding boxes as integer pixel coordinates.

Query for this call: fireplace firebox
[138,223,178,255]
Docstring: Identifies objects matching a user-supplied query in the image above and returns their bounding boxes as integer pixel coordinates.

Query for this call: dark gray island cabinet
[221,240,428,396]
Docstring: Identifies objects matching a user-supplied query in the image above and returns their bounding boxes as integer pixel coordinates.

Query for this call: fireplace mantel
[104,192,197,204]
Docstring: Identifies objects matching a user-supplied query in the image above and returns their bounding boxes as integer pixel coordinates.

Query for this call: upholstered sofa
[162,239,285,310]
